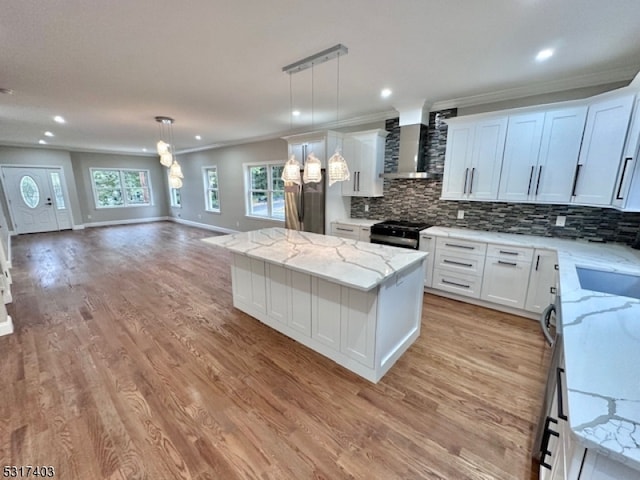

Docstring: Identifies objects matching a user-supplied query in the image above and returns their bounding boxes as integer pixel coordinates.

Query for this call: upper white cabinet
[341,129,388,197]
[612,96,640,211]
[571,93,635,206]
[441,116,507,200]
[498,106,587,203]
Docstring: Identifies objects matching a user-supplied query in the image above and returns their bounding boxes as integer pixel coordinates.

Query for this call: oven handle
[540,303,556,346]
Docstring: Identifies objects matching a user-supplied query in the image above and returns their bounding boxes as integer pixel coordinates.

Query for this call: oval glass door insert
[20,175,40,208]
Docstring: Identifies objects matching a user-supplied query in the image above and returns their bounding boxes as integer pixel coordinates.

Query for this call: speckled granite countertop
[423,226,640,471]
[202,227,426,291]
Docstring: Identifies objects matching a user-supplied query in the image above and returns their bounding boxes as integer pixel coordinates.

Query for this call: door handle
[45,203,53,206]
[527,166,535,196]
[469,168,475,194]
[571,164,582,197]
[535,165,542,196]
[616,157,632,200]
[463,168,469,194]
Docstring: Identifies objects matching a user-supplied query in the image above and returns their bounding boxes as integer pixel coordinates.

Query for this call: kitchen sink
[575,266,640,299]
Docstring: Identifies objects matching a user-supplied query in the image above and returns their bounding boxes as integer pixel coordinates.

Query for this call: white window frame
[168,173,181,208]
[202,165,221,213]
[243,160,285,221]
[90,168,154,209]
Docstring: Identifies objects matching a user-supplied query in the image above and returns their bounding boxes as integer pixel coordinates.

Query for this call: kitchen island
[202,227,427,382]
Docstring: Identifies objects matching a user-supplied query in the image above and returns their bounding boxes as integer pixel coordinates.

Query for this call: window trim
[168,172,181,208]
[90,167,154,209]
[243,160,285,221]
[202,165,221,213]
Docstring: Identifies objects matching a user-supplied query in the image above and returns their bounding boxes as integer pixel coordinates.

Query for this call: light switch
[556,216,566,227]
[457,210,464,219]
[364,204,369,212]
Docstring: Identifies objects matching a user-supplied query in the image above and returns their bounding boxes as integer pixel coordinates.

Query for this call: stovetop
[372,220,431,233]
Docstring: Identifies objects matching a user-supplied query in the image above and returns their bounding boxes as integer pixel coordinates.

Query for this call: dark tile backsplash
[351,116,640,245]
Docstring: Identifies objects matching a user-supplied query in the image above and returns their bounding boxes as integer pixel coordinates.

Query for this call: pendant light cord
[311,62,314,131]
[336,53,340,127]
[289,74,293,131]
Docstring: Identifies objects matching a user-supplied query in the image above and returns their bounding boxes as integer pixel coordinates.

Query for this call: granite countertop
[423,226,640,471]
[202,227,426,291]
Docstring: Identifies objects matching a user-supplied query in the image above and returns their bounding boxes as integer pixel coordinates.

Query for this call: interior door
[1,167,63,234]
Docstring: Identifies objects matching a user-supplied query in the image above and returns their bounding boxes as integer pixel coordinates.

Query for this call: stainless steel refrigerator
[284,170,326,234]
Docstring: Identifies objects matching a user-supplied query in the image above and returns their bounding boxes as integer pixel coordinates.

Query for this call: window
[20,175,39,208]
[49,172,66,209]
[91,169,152,208]
[203,166,220,212]
[244,162,284,220]
[170,187,181,208]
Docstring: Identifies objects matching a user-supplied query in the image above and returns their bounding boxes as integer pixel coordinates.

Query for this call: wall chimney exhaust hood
[381,100,433,179]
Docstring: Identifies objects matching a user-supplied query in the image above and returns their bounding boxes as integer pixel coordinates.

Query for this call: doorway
[1,166,73,234]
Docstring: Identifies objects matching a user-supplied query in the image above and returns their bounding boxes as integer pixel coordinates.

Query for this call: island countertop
[202,227,427,291]
[422,226,640,471]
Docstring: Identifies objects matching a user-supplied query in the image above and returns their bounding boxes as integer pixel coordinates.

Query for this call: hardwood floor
[0,222,549,479]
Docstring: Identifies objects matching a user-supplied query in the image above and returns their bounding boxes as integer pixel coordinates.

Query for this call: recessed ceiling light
[44,131,54,137]
[195,135,202,140]
[142,147,148,152]
[292,110,301,117]
[38,139,47,145]
[381,88,392,98]
[53,115,66,124]
[536,48,554,62]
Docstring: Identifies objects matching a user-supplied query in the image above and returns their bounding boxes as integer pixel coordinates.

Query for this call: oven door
[370,233,418,249]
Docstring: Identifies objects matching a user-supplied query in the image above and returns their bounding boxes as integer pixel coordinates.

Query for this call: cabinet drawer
[435,250,486,276]
[436,236,487,256]
[486,244,534,262]
[432,268,482,299]
[331,223,359,240]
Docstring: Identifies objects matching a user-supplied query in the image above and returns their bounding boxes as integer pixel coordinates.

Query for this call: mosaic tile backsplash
[351,117,640,245]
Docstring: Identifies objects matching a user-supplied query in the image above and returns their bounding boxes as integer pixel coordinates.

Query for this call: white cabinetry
[432,237,487,298]
[572,94,635,206]
[232,254,266,317]
[283,131,342,168]
[480,245,533,309]
[330,221,371,242]
[342,129,388,197]
[340,287,376,367]
[312,278,342,350]
[612,96,640,211]
[441,116,507,200]
[419,233,435,288]
[358,226,371,242]
[498,107,587,203]
[525,249,558,314]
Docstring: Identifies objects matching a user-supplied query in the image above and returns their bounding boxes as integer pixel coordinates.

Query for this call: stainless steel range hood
[381,101,432,179]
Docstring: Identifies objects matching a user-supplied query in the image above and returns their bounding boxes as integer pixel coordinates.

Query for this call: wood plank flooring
[0,222,549,479]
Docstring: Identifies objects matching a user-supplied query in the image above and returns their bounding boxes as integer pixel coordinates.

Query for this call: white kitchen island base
[231,252,424,383]
[202,228,427,383]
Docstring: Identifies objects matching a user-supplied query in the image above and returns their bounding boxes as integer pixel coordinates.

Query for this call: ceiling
[2,0,640,156]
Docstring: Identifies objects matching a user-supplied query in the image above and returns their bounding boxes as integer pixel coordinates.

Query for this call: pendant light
[327,51,350,186]
[281,75,302,184]
[156,116,184,188]
[302,63,322,184]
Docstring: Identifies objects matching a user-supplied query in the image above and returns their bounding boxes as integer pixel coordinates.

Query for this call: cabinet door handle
[527,165,535,196]
[463,168,469,194]
[357,172,361,192]
[539,416,559,470]
[335,227,354,232]
[469,167,475,194]
[443,259,473,267]
[497,260,517,266]
[535,165,543,196]
[616,157,632,200]
[442,279,471,289]
[498,250,518,256]
[445,243,475,250]
[535,254,540,271]
[550,286,557,294]
[353,173,357,192]
[571,164,582,197]
[556,367,568,421]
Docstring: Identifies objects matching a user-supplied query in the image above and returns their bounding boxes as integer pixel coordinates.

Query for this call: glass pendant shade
[327,148,350,186]
[303,152,322,184]
[160,152,173,167]
[156,140,170,155]
[169,159,184,179]
[281,154,302,184]
[168,174,183,189]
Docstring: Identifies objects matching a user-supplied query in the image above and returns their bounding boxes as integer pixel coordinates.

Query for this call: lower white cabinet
[288,270,312,336]
[232,254,266,316]
[432,268,483,298]
[358,226,371,242]
[331,221,371,242]
[340,287,376,368]
[312,278,342,350]
[419,234,435,287]
[525,249,559,313]
[480,248,533,309]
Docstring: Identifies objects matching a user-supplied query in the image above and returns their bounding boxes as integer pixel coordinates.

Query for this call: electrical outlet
[556,215,566,227]
[457,210,464,220]
[364,204,369,213]
[236,221,240,227]
[87,214,92,219]
[197,214,202,219]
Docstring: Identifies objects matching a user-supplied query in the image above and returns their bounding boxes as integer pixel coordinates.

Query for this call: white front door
[1,166,72,234]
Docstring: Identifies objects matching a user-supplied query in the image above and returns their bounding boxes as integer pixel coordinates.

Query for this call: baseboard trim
[170,217,238,235]
[72,224,85,230]
[424,287,539,320]
[83,216,170,228]
[0,315,14,336]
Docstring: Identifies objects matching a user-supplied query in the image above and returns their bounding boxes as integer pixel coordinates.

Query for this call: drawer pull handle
[335,227,354,232]
[498,250,518,256]
[539,416,559,470]
[556,367,568,421]
[445,243,475,250]
[443,259,473,268]
[441,279,471,289]
[497,260,517,266]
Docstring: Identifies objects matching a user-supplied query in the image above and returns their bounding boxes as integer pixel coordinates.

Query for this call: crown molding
[431,65,639,111]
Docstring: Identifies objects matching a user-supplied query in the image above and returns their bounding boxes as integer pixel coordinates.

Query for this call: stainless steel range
[370,220,431,249]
